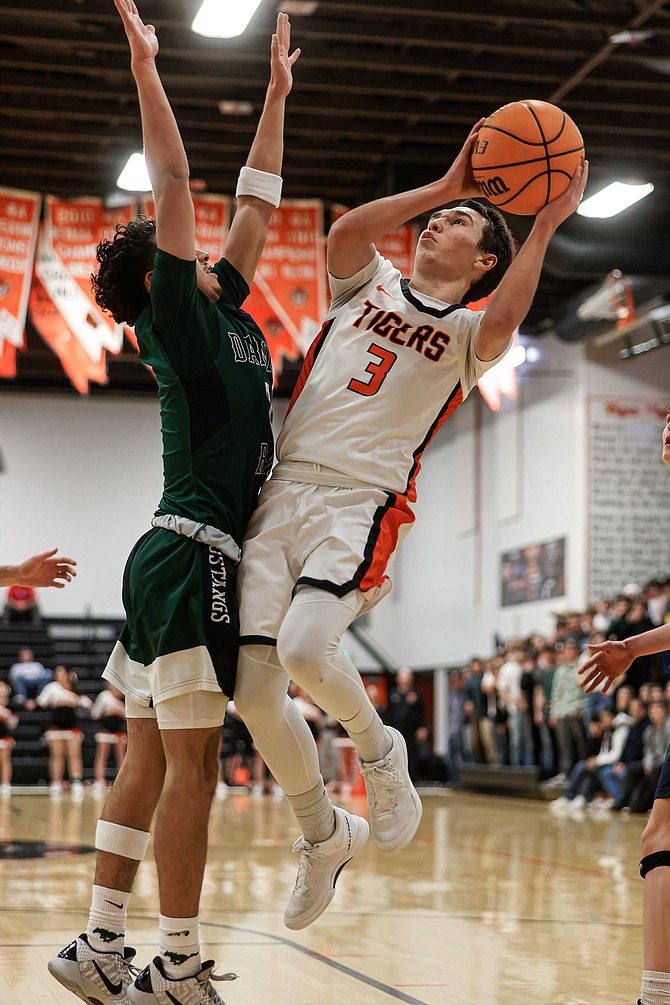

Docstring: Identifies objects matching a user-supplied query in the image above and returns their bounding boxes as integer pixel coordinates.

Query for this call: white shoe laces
[360,762,400,815]
[291,837,325,893]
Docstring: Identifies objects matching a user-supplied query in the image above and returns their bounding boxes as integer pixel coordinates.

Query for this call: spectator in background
[8,648,52,710]
[549,711,606,817]
[619,597,659,691]
[598,696,649,811]
[3,583,41,624]
[37,665,92,800]
[446,670,468,768]
[91,684,127,796]
[462,657,487,763]
[645,579,667,627]
[548,641,586,784]
[607,595,632,641]
[627,700,670,814]
[534,644,557,779]
[592,599,612,634]
[565,612,588,652]
[385,667,428,781]
[497,643,527,766]
[480,656,506,764]
[0,681,18,798]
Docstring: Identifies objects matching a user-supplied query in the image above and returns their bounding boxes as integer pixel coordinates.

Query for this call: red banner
[0,187,41,378]
[30,196,135,393]
[244,200,326,383]
[140,194,230,262]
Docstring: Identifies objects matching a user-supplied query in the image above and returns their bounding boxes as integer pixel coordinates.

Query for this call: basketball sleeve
[328,251,385,310]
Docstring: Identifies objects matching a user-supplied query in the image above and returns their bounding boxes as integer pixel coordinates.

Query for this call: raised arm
[327,119,485,279]
[224,13,301,286]
[0,549,77,589]
[114,0,194,261]
[474,161,588,361]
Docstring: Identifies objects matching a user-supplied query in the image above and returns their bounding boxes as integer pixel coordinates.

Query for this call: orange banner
[30,196,135,393]
[140,194,230,262]
[244,200,326,383]
[0,187,41,374]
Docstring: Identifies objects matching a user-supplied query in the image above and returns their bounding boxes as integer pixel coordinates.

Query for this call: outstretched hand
[13,549,77,589]
[269,12,301,99]
[114,0,159,62]
[577,639,631,695]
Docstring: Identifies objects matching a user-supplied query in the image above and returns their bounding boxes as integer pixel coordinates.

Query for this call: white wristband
[236,166,282,208]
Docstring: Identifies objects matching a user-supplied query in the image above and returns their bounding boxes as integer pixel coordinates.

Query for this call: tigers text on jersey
[277,251,506,501]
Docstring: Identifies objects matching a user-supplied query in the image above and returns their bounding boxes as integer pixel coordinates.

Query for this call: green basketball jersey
[135,250,273,544]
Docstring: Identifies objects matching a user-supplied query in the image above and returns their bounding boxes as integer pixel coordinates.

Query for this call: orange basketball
[470,99,584,215]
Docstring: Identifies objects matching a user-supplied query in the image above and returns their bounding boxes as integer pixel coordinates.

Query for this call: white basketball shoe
[360,726,423,852]
[284,806,370,930]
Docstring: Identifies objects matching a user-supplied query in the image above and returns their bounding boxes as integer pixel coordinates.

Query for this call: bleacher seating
[0,614,124,786]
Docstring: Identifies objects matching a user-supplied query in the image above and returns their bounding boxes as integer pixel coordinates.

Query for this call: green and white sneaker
[48,932,139,1004]
[128,957,238,1005]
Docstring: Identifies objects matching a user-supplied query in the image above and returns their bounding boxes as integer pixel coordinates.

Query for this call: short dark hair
[91,215,157,325]
[442,198,516,304]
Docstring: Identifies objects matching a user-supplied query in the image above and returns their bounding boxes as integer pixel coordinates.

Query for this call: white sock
[286,779,335,844]
[641,970,670,1004]
[347,718,392,764]
[159,915,201,979]
[87,885,130,953]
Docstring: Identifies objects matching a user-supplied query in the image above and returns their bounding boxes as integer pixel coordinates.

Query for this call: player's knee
[277,630,323,689]
[234,645,285,724]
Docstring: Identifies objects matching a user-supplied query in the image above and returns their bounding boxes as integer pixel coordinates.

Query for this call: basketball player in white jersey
[234,123,589,930]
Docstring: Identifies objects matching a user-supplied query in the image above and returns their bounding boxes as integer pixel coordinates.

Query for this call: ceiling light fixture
[192,0,263,39]
[116,152,152,192]
[577,180,654,219]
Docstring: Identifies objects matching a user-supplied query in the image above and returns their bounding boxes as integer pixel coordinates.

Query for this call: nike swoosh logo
[105,900,124,910]
[92,961,123,997]
[376,284,397,300]
[166,991,188,1005]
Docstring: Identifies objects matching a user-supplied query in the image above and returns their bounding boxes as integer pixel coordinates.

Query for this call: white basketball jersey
[277,251,506,500]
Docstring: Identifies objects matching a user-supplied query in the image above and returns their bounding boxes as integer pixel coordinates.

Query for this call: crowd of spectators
[0,644,127,800]
[448,577,670,815]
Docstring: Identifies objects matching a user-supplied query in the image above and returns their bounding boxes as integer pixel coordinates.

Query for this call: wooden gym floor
[0,787,644,1005]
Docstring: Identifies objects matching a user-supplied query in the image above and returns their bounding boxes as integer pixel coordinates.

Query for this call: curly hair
[441,198,516,304]
[91,216,157,325]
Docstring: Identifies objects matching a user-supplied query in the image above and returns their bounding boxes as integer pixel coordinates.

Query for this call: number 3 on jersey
[347,343,397,397]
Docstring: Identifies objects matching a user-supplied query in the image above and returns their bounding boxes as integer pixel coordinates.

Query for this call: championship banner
[244,200,325,383]
[0,187,41,378]
[30,196,135,393]
[140,193,230,263]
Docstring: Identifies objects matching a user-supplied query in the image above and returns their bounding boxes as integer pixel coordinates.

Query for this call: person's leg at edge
[639,789,670,1004]
[90,715,166,952]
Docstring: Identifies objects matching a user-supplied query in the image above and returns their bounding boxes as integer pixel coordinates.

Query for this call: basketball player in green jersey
[580,405,670,1005]
[48,3,299,1004]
